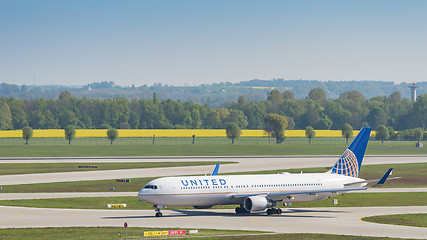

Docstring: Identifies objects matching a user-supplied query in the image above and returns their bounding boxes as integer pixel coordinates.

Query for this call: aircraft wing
[265,187,368,199]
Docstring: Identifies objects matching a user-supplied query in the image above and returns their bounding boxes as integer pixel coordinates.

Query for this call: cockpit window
[144,185,158,189]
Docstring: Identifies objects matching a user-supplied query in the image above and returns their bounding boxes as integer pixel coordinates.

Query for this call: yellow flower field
[0,129,372,138]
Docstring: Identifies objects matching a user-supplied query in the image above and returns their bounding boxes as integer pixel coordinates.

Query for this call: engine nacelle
[244,196,276,212]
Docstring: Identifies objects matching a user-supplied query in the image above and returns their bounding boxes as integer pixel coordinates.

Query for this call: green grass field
[0,192,426,210]
[1,162,425,193]
[0,227,266,240]
[0,137,425,157]
[0,227,406,240]
[362,213,427,228]
[0,161,234,175]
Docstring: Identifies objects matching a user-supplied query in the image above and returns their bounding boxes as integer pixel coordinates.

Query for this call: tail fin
[329,127,371,177]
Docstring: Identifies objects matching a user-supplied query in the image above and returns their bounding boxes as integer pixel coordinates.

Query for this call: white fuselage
[138,172,366,207]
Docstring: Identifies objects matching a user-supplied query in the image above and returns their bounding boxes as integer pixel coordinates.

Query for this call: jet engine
[243,196,276,212]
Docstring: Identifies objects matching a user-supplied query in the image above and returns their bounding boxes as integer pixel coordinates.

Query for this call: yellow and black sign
[106,204,126,208]
[143,231,169,236]
[143,230,186,237]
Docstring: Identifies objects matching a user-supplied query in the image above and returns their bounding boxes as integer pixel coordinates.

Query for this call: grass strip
[0,227,266,240]
[0,192,426,209]
[0,161,235,175]
[362,213,427,228]
[0,227,409,240]
[1,162,426,193]
[0,137,426,157]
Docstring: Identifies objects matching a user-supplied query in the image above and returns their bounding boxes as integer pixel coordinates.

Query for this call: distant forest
[0,79,424,108]
[1,81,427,132]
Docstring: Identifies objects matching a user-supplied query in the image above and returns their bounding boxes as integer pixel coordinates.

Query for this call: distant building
[409,82,417,102]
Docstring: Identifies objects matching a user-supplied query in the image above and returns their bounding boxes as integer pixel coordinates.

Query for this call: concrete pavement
[1,206,426,239]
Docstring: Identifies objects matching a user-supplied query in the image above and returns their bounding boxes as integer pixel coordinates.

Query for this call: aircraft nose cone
[138,189,145,201]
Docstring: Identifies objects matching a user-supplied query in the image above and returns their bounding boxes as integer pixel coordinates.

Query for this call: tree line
[2,80,426,106]
[1,88,427,133]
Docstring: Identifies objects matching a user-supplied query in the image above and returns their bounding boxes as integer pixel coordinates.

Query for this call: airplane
[138,127,396,217]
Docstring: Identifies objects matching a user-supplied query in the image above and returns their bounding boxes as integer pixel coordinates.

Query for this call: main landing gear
[266,208,282,215]
[235,205,250,214]
[154,205,164,217]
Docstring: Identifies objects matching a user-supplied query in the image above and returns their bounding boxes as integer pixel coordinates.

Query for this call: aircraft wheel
[266,209,273,215]
[235,207,246,214]
[277,208,282,215]
[155,212,163,217]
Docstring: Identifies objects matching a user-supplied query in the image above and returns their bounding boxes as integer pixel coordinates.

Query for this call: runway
[1,155,427,185]
[1,206,427,239]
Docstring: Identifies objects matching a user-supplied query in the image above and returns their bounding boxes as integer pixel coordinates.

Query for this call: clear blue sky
[1,0,426,86]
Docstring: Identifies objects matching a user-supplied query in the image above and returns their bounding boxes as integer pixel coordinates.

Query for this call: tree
[9,99,28,129]
[411,94,427,129]
[129,111,140,129]
[190,108,202,129]
[325,100,351,130]
[243,103,266,129]
[237,96,247,109]
[388,126,397,140]
[0,99,12,130]
[413,127,424,144]
[107,128,119,144]
[224,110,248,129]
[367,107,388,129]
[226,122,241,144]
[22,126,33,145]
[264,114,288,144]
[375,125,389,143]
[341,123,353,143]
[58,110,78,128]
[305,126,316,143]
[267,90,284,105]
[308,88,326,102]
[205,109,220,129]
[282,91,295,100]
[64,125,76,144]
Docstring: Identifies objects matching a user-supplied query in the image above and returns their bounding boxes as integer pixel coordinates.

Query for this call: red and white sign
[124,222,128,229]
[168,230,186,235]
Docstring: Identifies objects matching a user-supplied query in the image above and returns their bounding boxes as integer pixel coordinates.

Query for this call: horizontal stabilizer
[344,168,400,187]
[373,168,395,187]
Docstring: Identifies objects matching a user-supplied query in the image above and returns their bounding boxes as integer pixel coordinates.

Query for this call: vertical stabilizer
[329,127,371,177]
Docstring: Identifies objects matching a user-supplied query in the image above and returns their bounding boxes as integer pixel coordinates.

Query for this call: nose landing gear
[154,205,164,217]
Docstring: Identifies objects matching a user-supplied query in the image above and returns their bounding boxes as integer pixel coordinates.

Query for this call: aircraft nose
[138,189,145,201]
